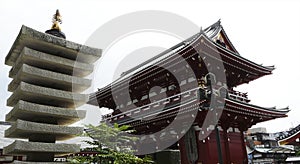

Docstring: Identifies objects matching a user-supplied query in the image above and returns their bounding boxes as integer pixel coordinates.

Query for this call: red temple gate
[88,20,289,163]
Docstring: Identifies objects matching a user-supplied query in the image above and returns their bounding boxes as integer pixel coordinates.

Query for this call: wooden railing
[228,90,250,103]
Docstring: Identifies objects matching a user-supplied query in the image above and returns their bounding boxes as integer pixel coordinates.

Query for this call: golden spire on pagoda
[45,9,66,39]
[51,9,62,31]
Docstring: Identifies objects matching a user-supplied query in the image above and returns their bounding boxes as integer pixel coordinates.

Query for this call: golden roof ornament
[45,9,66,39]
[51,9,62,31]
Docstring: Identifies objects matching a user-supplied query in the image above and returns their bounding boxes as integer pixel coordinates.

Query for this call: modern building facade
[247,127,299,164]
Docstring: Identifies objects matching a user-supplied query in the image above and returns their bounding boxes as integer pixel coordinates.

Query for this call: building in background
[247,126,300,163]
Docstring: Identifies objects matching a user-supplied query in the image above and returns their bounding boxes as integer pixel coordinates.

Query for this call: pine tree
[69,123,153,164]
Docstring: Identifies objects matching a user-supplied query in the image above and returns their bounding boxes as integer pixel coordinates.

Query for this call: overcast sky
[0,0,300,133]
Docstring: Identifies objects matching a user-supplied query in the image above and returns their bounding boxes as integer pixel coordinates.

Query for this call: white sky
[0,0,300,133]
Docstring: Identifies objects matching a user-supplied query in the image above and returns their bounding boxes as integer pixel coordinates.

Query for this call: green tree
[296,150,300,156]
[69,123,153,164]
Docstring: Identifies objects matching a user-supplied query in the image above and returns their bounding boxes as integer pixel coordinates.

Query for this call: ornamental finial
[45,9,66,39]
[51,9,62,31]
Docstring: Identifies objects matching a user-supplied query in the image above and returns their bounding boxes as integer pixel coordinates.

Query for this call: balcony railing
[228,90,250,103]
[102,87,203,122]
[102,88,251,122]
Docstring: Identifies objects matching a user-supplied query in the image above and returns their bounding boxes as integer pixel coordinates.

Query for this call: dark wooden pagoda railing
[102,86,250,124]
[102,87,200,123]
[228,90,250,103]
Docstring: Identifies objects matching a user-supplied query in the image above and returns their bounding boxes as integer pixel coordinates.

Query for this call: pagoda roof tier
[101,88,288,131]
[5,25,102,66]
[88,20,274,106]
[222,98,288,130]
[117,20,273,82]
[277,123,300,145]
[225,98,289,121]
[119,20,274,80]
[253,146,295,154]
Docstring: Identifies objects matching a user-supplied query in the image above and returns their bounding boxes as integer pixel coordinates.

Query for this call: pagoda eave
[101,96,288,134]
[87,30,276,107]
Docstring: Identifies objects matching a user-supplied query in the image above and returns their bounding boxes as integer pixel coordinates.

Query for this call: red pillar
[178,137,189,164]
[240,130,248,163]
[205,136,211,164]
[223,128,231,164]
[196,131,210,164]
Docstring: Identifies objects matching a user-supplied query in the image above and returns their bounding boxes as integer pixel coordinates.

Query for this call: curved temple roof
[225,98,289,120]
[277,123,300,145]
[109,20,274,85]
[88,20,287,123]
[89,20,275,102]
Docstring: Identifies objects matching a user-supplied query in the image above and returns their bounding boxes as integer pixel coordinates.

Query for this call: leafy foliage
[69,123,153,164]
[296,149,300,156]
